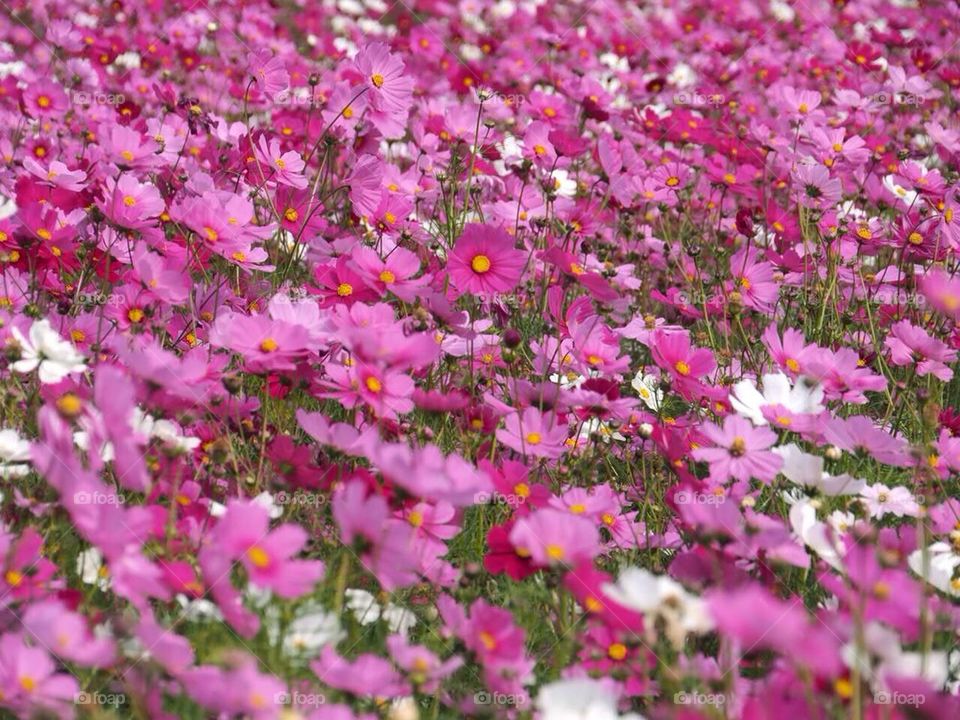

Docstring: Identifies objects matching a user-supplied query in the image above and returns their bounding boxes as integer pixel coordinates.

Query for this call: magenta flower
[207,499,324,598]
[99,173,165,232]
[209,311,311,372]
[0,633,79,718]
[509,508,600,567]
[885,319,957,381]
[447,223,526,296]
[247,48,289,100]
[355,41,414,116]
[497,407,569,460]
[691,414,782,485]
[253,135,308,189]
[650,329,716,398]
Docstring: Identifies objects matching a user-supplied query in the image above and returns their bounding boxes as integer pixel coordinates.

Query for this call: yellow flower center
[121,149,134,162]
[337,282,353,297]
[246,546,270,568]
[608,642,628,660]
[525,432,542,445]
[260,338,278,352]
[371,73,385,88]
[665,176,680,187]
[365,376,382,393]
[675,360,691,376]
[471,254,491,273]
[56,392,83,417]
[127,308,145,323]
[546,544,565,560]
[408,510,423,527]
[379,269,396,284]
[123,195,136,207]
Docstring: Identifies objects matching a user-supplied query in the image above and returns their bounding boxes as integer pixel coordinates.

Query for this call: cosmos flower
[10,320,87,384]
[691,414,783,485]
[447,223,526,296]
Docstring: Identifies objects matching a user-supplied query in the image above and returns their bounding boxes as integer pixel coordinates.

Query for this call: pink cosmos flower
[207,499,324,598]
[99,173,165,232]
[22,80,69,117]
[247,48,289,100]
[253,135,308,189]
[447,223,526,296]
[209,311,311,372]
[920,267,960,318]
[22,158,87,192]
[822,415,910,466]
[509,508,600,567]
[778,85,823,119]
[355,41,414,116]
[351,245,426,302]
[323,360,415,419]
[387,635,462,693]
[311,646,410,698]
[181,660,286,719]
[859,483,921,519]
[728,247,778,312]
[0,633,78,718]
[691,415,783,485]
[884,319,957,380]
[496,407,569,460]
[22,600,116,668]
[649,329,716,397]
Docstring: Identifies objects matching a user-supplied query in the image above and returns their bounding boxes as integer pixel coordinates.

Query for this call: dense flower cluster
[0,0,958,718]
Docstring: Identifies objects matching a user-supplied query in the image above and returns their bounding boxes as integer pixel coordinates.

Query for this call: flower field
[0,0,959,718]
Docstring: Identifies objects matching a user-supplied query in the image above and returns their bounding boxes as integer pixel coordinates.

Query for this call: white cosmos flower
[344,588,416,636]
[11,319,87,384]
[281,602,345,658]
[536,678,645,720]
[882,174,919,206]
[787,496,845,570]
[603,568,713,647]
[0,429,31,478]
[729,372,823,425]
[774,444,865,496]
[908,542,960,598]
[631,372,663,410]
[132,408,201,452]
[550,169,578,198]
[77,547,109,590]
